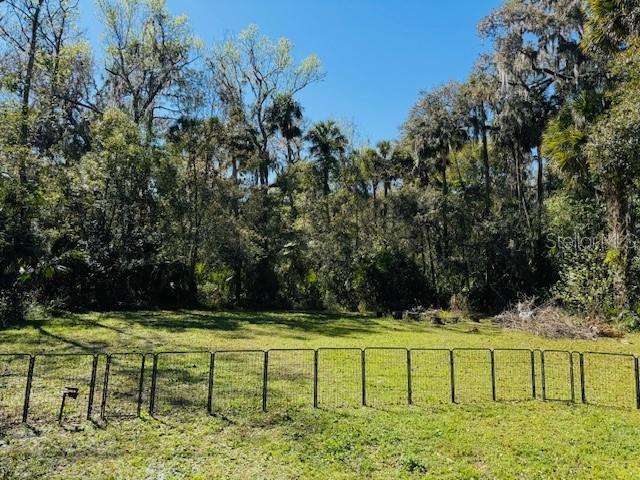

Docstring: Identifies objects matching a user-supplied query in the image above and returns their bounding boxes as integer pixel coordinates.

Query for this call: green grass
[2,310,640,479]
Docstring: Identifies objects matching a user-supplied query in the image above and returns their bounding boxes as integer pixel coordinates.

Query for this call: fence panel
[4,347,639,422]
[0,354,30,425]
[266,349,314,409]
[365,348,408,407]
[317,348,362,407]
[582,352,636,408]
[410,349,451,404]
[541,350,573,402]
[28,354,96,422]
[494,349,535,401]
[152,352,209,415]
[212,350,264,413]
[453,349,493,403]
[101,353,145,419]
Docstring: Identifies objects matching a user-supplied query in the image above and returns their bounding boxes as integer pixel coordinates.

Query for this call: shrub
[552,242,615,316]
[354,249,432,311]
[0,288,25,327]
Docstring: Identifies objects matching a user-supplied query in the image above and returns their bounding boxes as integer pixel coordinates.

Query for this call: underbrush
[494,298,623,339]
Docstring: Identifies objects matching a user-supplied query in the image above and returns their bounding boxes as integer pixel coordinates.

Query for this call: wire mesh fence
[494,349,535,401]
[364,348,408,407]
[151,352,210,416]
[541,350,574,402]
[100,353,145,419]
[2,347,640,425]
[266,349,315,410]
[27,354,97,423]
[0,354,30,425]
[317,348,362,408]
[211,350,265,413]
[410,349,452,404]
[581,352,638,409]
[452,349,493,403]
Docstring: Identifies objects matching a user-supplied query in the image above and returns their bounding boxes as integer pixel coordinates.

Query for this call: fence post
[634,356,640,410]
[540,351,546,401]
[579,352,586,404]
[149,354,158,416]
[100,354,111,419]
[313,350,319,408]
[21,355,35,423]
[530,350,536,400]
[87,354,99,419]
[406,349,413,406]
[449,350,456,403]
[262,351,269,413]
[490,350,496,401]
[207,352,215,415]
[361,349,366,407]
[137,355,146,417]
[569,352,575,403]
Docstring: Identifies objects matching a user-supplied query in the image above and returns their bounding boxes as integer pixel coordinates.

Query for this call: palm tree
[541,93,600,188]
[265,93,304,165]
[356,147,380,200]
[403,82,467,258]
[306,121,347,196]
[584,0,640,51]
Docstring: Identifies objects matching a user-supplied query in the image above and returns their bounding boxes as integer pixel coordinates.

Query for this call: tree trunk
[323,167,330,196]
[604,180,630,309]
[442,150,449,259]
[480,122,491,216]
[536,148,544,240]
[424,225,437,294]
[19,0,45,179]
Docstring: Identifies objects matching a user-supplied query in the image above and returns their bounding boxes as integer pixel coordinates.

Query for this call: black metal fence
[1,348,639,425]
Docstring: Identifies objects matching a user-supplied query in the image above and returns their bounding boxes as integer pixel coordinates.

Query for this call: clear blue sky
[78,0,501,144]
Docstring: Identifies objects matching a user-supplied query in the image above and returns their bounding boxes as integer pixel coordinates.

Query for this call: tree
[265,93,303,166]
[584,0,640,51]
[458,63,497,215]
[208,25,322,186]
[98,0,197,137]
[541,91,603,187]
[306,120,347,196]
[584,41,640,307]
[0,0,90,321]
[166,116,223,270]
[403,82,467,259]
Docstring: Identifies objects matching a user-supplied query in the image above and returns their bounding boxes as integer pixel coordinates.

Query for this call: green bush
[354,249,432,311]
[553,243,615,316]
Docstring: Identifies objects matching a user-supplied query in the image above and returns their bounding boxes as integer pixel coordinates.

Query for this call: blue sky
[79,0,501,144]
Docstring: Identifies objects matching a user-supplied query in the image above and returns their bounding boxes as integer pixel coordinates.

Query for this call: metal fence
[1,348,639,425]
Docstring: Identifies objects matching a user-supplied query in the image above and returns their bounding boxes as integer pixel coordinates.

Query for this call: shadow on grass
[113,309,386,338]
[35,327,110,352]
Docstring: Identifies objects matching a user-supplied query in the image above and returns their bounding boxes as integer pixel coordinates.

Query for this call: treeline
[1,0,639,324]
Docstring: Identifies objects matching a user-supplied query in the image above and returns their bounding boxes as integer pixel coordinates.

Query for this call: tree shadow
[116,309,387,338]
[35,327,109,353]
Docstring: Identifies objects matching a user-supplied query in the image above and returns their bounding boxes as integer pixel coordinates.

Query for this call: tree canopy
[1,0,640,326]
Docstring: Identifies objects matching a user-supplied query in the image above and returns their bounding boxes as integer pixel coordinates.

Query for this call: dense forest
[1,0,639,325]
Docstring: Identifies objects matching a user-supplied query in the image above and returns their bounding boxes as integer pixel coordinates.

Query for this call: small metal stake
[58,387,79,423]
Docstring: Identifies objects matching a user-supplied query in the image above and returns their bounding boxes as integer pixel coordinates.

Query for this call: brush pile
[494,298,621,339]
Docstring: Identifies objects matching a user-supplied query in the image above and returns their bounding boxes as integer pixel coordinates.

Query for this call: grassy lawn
[2,310,640,479]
